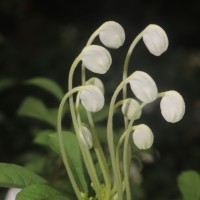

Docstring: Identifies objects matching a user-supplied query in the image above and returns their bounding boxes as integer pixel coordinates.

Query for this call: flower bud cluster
[75,21,185,150]
[61,20,186,200]
[127,70,185,124]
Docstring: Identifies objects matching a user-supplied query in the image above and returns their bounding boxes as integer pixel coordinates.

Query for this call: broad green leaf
[0,163,47,188]
[16,184,71,200]
[17,97,58,127]
[178,170,200,200]
[48,131,88,192]
[25,77,64,100]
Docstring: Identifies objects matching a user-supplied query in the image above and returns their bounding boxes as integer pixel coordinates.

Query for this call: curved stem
[107,75,135,199]
[68,56,102,199]
[81,24,112,199]
[87,112,111,198]
[57,86,91,200]
[75,92,81,124]
[123,131,132,200]
[122,31,144,127]
[81,25,100,86]
[123,102,146,200]
[115,130,127,190]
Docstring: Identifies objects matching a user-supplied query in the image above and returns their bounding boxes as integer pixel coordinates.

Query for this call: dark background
[1,0,200,199]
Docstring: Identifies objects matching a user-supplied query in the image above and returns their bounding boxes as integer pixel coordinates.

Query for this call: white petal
[129,71,158,103]
[99,21,125,49]
[81,45,112,74]
[121,98,142,120]
[143,24,169,56]
[132,124,154,150]
[86,77,105,94]
[79,85,105,112]
[160,90,185,123]
[79,125,93,149]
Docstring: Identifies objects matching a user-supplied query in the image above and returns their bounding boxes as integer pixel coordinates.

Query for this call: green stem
[123,102,146,200]
[68,55,101,199]
[115,131,126,189]
[75,92,81,124]
[57,86,91,200]
[81,24,112,199]
[107,75,135,199]
[86,112,111,198]
[123,130,132,200]
[81,24,101,86]
[122,31,144,127]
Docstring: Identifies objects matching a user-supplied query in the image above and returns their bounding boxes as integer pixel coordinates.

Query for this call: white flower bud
[81,45,112,74]
[5,188,21,200]
[160,90,185,123]
[132,124,154,150]
[79,85,105,112]
[121,98,142,120]
[79,125,93,149]
[143,24,169,56]
[86,77,104,94]
[99,21,125,49]
[129,71,158,103]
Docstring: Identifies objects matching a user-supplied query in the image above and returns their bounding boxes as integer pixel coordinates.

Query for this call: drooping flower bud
[86,77,104,94]
[129,71,158,103]
[160,90,185,123]
[79,85,105,112]
[143,24,169,56]
[132,124,154,150]
[81,45,112,74]
[99,21,125,49]
[79,125,93,149]
[121,98,142,120]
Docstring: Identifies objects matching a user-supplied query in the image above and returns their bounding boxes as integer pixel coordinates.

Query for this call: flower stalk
[56,21,185,200]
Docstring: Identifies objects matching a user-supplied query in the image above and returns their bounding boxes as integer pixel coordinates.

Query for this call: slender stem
[107,75,134,199]
[157,92,165,98]
[86,27,101,46]
[115,130,127,188]
[81,25,100,85]
[75,92,81,124]
[81,24,112,199]
[87,112,111,198]
[123,130,132,200]
[122,31,144,127]
[68,55,101,199]
[57,86,90,200]
[123,102,146,200]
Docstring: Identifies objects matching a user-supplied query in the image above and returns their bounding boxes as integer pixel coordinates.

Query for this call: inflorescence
[56,21,185,200]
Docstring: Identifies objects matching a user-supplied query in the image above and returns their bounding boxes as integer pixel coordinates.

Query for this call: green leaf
[48,131,88,193]
[16,184,71,200]
[0,163,47,188]
[34,130,53,146]
[17,97,58,127]
[178,170,200,200]
[25,77,64,100]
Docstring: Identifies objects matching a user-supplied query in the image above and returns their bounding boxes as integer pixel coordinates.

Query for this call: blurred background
[0,0,200,199]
